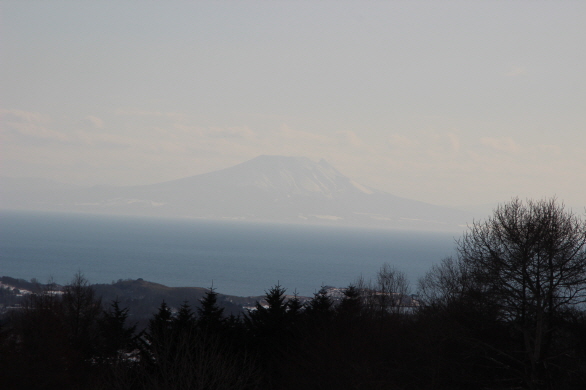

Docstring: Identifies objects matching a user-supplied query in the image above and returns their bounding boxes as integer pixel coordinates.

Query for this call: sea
[0,210,460,297]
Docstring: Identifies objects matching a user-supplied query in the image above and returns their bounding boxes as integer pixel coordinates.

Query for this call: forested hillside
[1,198,585,389]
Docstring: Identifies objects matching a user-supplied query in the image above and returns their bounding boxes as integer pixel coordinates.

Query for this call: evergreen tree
[305,286,334,323]
[197,288,225,332]
[98,299,136,361]
[287,290,304,320]
[173,301,196,333]
[337,284,363,320]
[150,301,173,330]
[143,301,173,358]
[246,283,289,339]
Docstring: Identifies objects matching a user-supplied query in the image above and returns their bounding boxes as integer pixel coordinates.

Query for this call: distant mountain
[0,155,474,231]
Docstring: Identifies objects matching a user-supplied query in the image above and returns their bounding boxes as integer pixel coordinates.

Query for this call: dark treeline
[1,198,586,390]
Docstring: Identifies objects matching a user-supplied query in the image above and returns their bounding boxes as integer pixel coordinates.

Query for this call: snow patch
[350,180,374,194]
[310,215,344,221]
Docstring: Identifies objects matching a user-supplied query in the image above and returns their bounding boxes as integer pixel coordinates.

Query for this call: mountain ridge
[145,155,378,198]
[0,155,474,231]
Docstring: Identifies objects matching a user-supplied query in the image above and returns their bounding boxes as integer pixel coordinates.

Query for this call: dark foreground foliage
[2,277,585,390]
[1,198,585,389]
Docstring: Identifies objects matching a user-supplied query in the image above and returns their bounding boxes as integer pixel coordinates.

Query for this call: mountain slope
[1,155,473,231]
[143,156,375,198]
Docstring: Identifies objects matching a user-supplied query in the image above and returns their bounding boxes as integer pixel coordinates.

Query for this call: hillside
[0,276,262,326]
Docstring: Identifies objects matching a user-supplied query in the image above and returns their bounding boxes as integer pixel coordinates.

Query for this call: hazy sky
[2,1,585,209]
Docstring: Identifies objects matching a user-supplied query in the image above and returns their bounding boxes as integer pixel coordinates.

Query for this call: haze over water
[1,210,458,297]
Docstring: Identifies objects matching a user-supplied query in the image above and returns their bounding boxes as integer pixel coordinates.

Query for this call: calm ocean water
[0,210,459,297]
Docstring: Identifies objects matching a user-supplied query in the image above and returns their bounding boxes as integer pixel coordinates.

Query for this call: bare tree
[417,256,469,306]
[62,272,102,346]
[457,198,586,389]
[359,263,411,315]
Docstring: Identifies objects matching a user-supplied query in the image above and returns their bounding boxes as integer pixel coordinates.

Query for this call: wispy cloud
[85,115,104,129]
[114,109,187,120]
[481,137,519,153]
[446,132,461,152]
[506,66,528,77]
[279,124,329,143]
[2,109,70,143]
[387,134,417,149]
